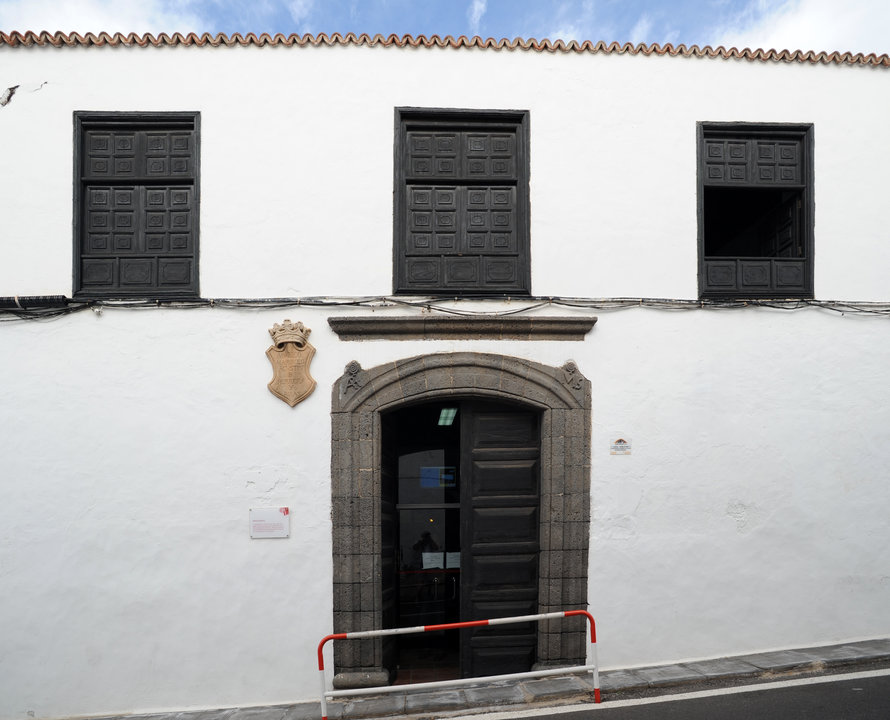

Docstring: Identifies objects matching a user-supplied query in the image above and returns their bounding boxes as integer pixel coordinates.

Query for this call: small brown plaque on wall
[266,319,316,407]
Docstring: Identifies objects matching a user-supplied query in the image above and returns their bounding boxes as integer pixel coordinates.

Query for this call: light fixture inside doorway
[437,407,457,426]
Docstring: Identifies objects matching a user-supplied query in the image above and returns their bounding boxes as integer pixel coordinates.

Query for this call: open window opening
[703,187,803,258]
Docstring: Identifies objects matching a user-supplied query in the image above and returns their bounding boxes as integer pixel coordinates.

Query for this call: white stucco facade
[1,36,889,720]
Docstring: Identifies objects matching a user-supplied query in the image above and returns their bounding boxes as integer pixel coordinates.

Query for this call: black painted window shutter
[74,112,200,299]
[395,109,530,296]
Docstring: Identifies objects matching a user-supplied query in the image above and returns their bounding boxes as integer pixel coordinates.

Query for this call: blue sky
[0,0,888,55]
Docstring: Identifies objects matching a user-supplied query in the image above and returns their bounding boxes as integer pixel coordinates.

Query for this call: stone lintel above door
[327,315,597,341]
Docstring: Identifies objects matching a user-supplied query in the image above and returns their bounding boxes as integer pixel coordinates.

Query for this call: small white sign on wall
[250,507,290,538]
[610,436,632,455]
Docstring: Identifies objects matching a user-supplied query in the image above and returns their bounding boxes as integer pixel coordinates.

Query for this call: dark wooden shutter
[396,111,530,296]
[76,114,199,298]
[699,124,813,298]
[702,137,802,186]
[460,402,540,677]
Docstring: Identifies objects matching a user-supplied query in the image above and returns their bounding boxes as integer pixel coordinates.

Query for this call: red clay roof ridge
[0,31,887,67]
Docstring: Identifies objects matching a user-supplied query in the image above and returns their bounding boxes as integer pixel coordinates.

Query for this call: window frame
[393,107,531,296]
[73,111,201,300]
[697,122,814,299]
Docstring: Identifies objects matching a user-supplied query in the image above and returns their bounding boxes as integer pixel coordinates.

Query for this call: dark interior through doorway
[381,398,541,684]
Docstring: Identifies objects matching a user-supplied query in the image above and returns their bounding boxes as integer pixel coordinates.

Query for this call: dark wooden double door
[381,399,540,679]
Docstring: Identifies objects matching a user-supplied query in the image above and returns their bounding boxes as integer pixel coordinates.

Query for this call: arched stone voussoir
[334,352,588,413]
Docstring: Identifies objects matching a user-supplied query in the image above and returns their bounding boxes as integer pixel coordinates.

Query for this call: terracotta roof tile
[0,31,887,67]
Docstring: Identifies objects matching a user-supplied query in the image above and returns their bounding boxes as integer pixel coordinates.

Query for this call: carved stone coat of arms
[266,319,316,407]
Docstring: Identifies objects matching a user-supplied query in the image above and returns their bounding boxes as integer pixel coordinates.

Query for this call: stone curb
[67,638,890,720]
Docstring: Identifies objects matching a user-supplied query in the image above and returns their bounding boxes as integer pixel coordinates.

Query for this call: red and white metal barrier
[316,610,600,720]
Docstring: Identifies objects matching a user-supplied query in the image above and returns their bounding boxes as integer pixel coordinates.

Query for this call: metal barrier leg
[319,667,329,720]
[592,642,601,703]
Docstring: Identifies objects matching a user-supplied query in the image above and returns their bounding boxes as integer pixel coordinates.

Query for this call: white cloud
[547,0,605,42]
[287,0,314,25]
[628,12,652,45]
[467,0,486,35]
[0,0,207,34]
[713,0,890,55]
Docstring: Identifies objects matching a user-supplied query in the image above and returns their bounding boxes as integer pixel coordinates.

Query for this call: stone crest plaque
[266,319,316,407]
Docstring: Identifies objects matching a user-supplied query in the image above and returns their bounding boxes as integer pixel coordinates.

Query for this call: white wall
[1,42,889,719]
[588,306,890,665]
[0,308,338,715]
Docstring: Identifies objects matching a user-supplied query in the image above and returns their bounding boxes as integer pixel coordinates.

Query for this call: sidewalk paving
[86,638,890,720]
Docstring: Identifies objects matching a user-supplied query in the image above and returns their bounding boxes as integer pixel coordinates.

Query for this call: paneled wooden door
[459,400,540,677]
[383,399,540,679]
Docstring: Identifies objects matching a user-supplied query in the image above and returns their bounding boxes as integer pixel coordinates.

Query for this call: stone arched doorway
[331,352,591,687]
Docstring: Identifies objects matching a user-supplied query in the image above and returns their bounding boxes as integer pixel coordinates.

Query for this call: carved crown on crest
[269,319,311,348]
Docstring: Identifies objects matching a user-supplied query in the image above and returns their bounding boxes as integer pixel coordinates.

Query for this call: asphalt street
[451,670,890,720]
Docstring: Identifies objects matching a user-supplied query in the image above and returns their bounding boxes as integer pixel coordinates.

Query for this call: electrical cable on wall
[2,294,890,322]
